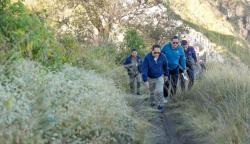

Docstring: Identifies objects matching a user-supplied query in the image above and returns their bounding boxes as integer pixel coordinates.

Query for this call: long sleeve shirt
[141,52,169,82]
[161,42,186,70]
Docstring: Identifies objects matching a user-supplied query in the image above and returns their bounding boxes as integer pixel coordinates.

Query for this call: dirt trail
[143,106,187,144]
[132,95,195,144]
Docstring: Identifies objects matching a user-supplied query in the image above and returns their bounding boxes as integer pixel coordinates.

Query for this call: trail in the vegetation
[131,95,195,144]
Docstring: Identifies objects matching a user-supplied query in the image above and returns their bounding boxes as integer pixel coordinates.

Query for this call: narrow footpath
[130,95,196,144]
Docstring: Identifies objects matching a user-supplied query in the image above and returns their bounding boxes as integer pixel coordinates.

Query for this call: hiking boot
[157,105,164,113]
[150,103,156,107]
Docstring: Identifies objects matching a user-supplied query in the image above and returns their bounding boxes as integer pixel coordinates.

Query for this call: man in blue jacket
[142,44,169,112]
[124,48,142,95]
[161,36,186,99]
[180,40,197,90]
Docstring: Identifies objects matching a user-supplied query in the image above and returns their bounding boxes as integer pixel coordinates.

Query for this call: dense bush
[0,60,145,143]
[0,1,63,66]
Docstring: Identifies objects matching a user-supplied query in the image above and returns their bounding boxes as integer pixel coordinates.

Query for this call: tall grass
[180,63,250,144]
[0,60,146,144]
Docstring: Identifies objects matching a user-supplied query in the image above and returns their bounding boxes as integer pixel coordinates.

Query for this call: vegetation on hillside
[0,1,62,66]
[164,1,250,143]
[0,1,147,143]
[179,63,250,144]
[1,0,250,144]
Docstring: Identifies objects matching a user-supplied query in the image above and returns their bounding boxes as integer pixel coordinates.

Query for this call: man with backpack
[161,36,186,101]
[123,48,142,95]
[142,44,169,112]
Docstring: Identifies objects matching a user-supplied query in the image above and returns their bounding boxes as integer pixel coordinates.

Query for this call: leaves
[124,28,145,55]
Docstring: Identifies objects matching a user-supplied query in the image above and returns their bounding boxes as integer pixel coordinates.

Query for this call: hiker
[180,40,197,90]
[161,36,186,100]
[142,44,169,112]
[123,48,142,95]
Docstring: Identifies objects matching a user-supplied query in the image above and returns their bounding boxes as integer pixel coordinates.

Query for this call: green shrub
[124,28,145,56]
[58,34,80,64]
[0,1,63,66]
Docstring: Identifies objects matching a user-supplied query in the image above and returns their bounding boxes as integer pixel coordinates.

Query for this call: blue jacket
[142,52,169,82]
[185,46,197,63]
[123,55,142,73]
[161,42,186,70]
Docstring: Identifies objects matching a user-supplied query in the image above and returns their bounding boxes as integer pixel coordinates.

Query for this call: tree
[53,0,138,40]
[124,28,145,54]
[0,0,10,11]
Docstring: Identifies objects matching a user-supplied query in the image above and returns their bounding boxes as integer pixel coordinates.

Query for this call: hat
[171,36,179,41]
[181,40,188,46]
[131,48,137,52]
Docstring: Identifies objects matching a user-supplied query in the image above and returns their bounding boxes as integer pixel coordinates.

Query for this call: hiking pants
[180,67,194,90]
[164,67,179,98]
[129,74,141,94]
[149,77,164,107]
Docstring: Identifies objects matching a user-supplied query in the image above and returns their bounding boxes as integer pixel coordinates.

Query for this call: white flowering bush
[0,60,144,144]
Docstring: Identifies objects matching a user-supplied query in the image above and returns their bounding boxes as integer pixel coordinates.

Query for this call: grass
[0,59,146,144]
[72,42,131,92]
[178,62,250,144]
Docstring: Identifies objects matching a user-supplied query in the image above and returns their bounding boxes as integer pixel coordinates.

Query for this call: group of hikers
[123,36,201,112]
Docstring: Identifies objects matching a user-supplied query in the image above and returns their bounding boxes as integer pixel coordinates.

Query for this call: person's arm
[162,55,169,79]
[180,48,186,71]
[161,43,167,55]
[138,56,143,73]
[141,57,149,82]
[123,56,132,69]
[192,48,198,63]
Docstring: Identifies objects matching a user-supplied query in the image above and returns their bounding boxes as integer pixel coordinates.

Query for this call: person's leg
[187,68,194,89]
[169,67,179,98]
[136,74,141,95]
[180,73,185,91]
[154,77,164,108]
[148,78,156,106]
[171,74,179,99]
[163,79,169,98]
[169,74,174,97]
[129,75,135,94]
[179,69,185,91]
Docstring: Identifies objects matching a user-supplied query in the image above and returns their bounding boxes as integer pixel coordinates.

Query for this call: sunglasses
[172,42,179,44]
[153,52,160,54]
